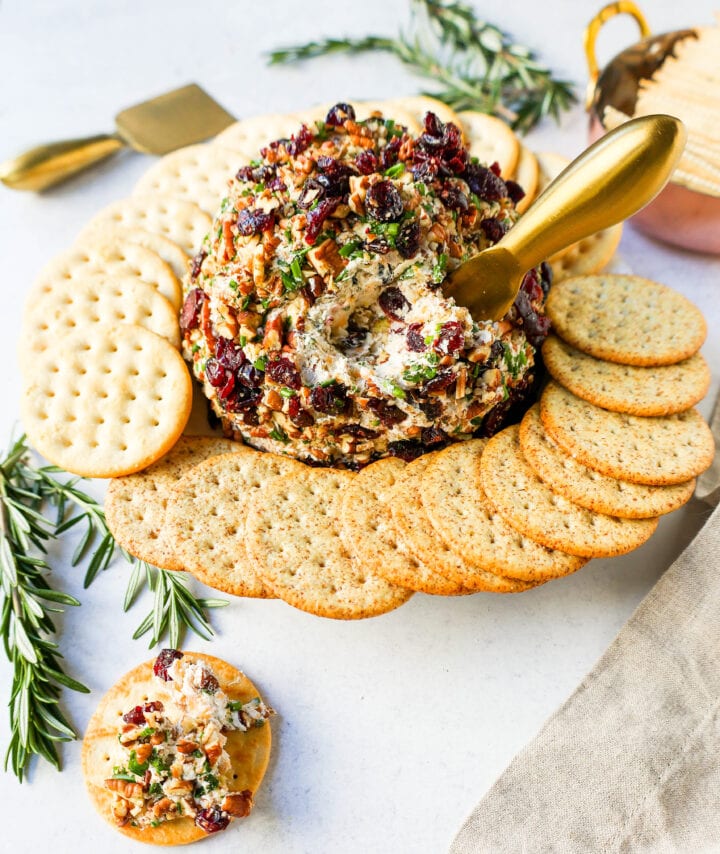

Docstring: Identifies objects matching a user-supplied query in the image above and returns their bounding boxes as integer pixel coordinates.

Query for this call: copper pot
[585,1,720,254]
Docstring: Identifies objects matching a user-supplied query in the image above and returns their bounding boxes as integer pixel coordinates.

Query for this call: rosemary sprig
[269,0,576,132]
[0,435,227,780]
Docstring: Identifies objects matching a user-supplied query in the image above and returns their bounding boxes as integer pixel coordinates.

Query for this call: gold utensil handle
[583,0,651,109]
[0,134,125,191]
[501,114,686,273]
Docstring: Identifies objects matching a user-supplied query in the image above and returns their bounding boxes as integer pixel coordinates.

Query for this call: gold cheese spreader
[443,114,686,320]
[0,83,235,192]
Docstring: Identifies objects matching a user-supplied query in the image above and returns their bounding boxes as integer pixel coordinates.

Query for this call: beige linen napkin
[451,495,720,853]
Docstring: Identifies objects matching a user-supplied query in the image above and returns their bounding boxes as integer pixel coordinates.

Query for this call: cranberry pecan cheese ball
[180,103,550,466]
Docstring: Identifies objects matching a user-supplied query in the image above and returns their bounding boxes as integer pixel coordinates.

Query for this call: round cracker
[542,336,711,416]
[35,240,181,311]
[21,323,192,478]
[544,274,707,366]
[79,196,212,256]
[245,466,412,620]
[340,457,469,596]
[164,450,300,598]
[480,425,658,557]
[549,224,623,282]
[535,151,570,195]
[421,440,586,582]
[82,652,271,846]
[76,226,190,282]
[512,145,539,214]
[134,144,244,215]
[105,436,245,570]
[459,110,520,177]
[520,404,696,519]
[392,452,536,592]
[213,113,313,157]
[19,276,180,375]
[540,381,715,486]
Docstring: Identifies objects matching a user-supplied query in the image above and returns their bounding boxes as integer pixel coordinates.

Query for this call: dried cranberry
[190,251,207,281]
[195,806,230,834]
[395,220,421,259]
[378,286,410,321]
[122,706,146,726]
[514,289,551,348]
[411,113,467,181]
[180,289,204,331]
[224,385,262,415]
[433,322,465,355]
[297,178,326,210]
[479,400,511,438]
[380,136,402,171]
[325,103,356,126]
[266,357,301,390]
[205,358,226,388]
[237,362,264,388]
[215,337,246,373]
[520,268,543,303]
[218,372,236,400]
[236,163,275,184]
[418,399,442,420]
[335,424,378,440]
[365,180,404,222]
[285,124,314,156]
[489,162,502,176]
[287,396,314,428]
[310,383,351,415]
[237,207,275,236]
[199,669,219,694]
[505,180,525,205]
[463,163,507,202]
[355,150,378,175]
[406,323,426,352]
[388,439,425,462]
[153,649,183,681]
[365,237,392,255]
[440,185,469,212]
[367,398,407,427]
[480,217,508,244]
[305,197,341,245]
[421,425,447,446]
[424,369,456,394]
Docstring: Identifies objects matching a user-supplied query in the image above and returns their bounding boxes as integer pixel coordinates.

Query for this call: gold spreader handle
[0,134,125,191]
[443,114,686,321]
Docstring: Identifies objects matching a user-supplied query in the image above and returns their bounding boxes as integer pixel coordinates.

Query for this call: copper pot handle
[584,1,652,110]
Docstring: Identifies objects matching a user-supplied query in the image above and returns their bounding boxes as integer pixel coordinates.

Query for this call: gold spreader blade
[443,114,686,321]
[0,83,235,191]
[116,83,235,154]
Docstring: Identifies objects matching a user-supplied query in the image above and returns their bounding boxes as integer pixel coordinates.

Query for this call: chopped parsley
[279,387,295,399]
[384,162,406,179]
[269,425,289,443]
[431,253,448,284]
[503,343,527,379]
[253,356,268,371]
[128,749,149,776]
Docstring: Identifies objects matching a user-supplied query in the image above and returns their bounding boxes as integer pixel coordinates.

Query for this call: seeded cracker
[545,274,707,366]
[542,335,711,416]
[549,224,622,282]
[105,436,245,571]
[164,450,302,598]
[520,405,696,518]
[34,240,181,311]
[458,110,520,176]
[512,145,539,214]
[392,451,536,592]
[540,381,715,486]
[82,652,271,845]
[20,276,180,376]
[339,457,467,596]
[421,440,585,582]
[480,425,658,557]
[245,466,412,620]
[133,144,245,215]
[21,323,192,478]
[79,196,212,257]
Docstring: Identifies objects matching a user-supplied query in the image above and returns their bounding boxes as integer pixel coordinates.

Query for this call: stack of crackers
[604,17,720,197]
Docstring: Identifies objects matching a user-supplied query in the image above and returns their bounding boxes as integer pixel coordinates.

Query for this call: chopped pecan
[152,798,175,818]
[134,743,153,764]
[164,779,194,796]
[222,790,254,818]
[307,238,345,280]
[265,389,283,411]
[205,742,223,766]
[176,739,199,755]
[105,779,144,799]
[112,798,130,825]
[150,731,166,746]
[262,314,283,350]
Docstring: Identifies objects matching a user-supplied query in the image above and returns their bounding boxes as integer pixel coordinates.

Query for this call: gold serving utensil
[443,114,686,320]
[0,83,235,192]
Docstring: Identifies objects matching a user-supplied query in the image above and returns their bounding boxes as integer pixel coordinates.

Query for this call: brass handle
[501,114,686,275]
[0,134,126,191]
[584,1,652,110]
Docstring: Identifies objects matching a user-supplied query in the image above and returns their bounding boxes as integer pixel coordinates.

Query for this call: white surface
[1,2,719,852]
